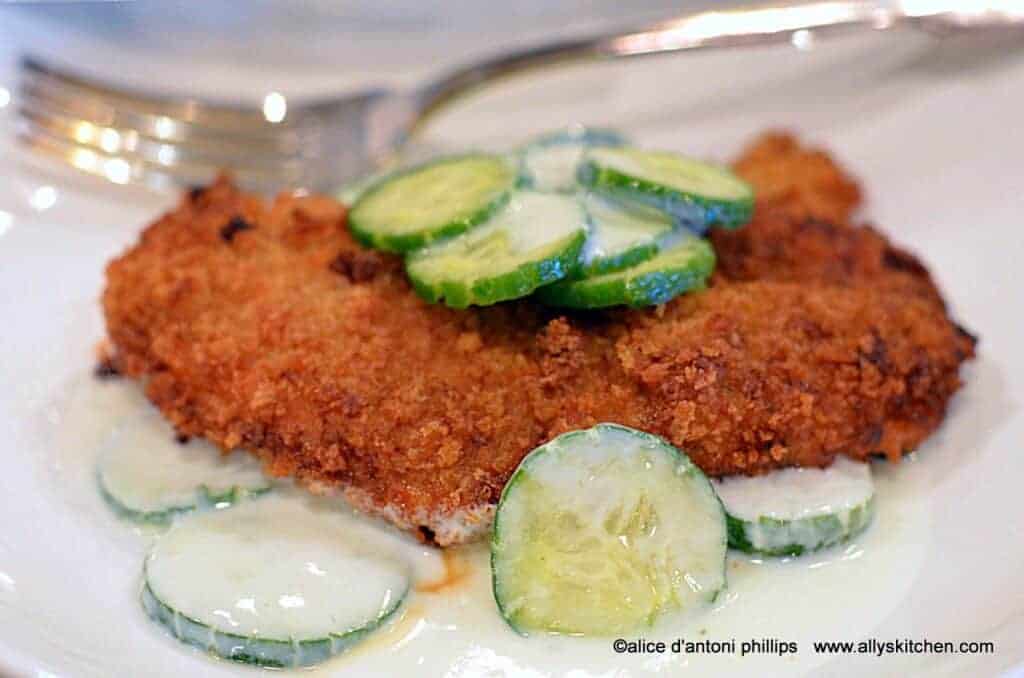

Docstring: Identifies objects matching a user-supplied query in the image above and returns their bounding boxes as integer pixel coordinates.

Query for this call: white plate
[1,14,1023,678]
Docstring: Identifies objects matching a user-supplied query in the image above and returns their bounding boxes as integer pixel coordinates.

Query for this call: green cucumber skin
[350,191,511,254]
[407,230,586,309]
[578,162,754,231]
[98,469,270,526]
[577,240,659,278]
[348,155,514,253]
[141,579,402,668]
[725,496,876,557]
[98,474,190,526]
[491,423,727,635]
[573,192,674,278]
[536,239,715,309]
[537,269,707,310]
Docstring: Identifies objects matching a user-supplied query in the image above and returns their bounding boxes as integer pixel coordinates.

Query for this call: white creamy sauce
[449,190,585,254]
[98,407,269,514]
[409,191,585,282]
[523,144,587,193]
[713,457,873,522]
[51,376,932,676]
[579,193,671,266]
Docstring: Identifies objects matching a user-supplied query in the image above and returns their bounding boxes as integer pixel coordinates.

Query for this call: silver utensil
[16,0,1024,193]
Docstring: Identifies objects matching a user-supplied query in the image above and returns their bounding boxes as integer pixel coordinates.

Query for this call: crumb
[418,526,438,545]
[329,249,391,283]
[220,215,253,242]
[93,357,121,380]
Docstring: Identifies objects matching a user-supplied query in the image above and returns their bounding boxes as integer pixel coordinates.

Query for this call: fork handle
[414,0,898,124]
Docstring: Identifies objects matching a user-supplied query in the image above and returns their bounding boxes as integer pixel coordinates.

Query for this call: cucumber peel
[579,147,754,230]
[536,233,715,309]
[713,457,876,557]
[97,410,271,525]
[577,192,675,277]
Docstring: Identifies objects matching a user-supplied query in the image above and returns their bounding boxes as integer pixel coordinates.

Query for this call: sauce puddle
[46,374,936,677]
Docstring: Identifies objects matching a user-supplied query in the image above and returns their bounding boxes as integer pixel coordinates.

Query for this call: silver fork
[16,0,1024,194]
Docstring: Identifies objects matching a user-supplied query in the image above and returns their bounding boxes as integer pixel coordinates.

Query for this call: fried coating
[102,134,975,545]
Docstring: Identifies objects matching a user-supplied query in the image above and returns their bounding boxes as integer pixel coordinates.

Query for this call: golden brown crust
[101,134,975,544]
[731,131,862,224]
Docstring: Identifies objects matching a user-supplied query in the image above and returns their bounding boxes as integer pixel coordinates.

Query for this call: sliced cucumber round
[713,457,876,557]
[406,190,586,308]
[578,192,676,277]
[142,495,409,668]
[491,423,727,636]
[579,147,754,230]
[97,409,271,524]
[519,127,626,193]
[348,154,517,252]
[536,233,715,309]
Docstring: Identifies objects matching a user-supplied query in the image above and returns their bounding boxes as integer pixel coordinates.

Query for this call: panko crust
[102,134,975,545]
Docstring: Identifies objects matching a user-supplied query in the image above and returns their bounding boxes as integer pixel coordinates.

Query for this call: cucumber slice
[536,233,715,309]
[519,127,626,193]
[491,424,727,636]
[97,409,271,524]
[406,190,586,308]
[579,147,754,230]
[713,457,876,557]
[142,495,409,667]
[578,192,675,276]
[348,154,517,252]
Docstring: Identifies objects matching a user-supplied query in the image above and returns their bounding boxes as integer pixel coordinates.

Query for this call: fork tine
[21,57,289,132]
[19,77,304,151]
[16,55,395,193]
[18,117,307,193]
[19,99,310,174]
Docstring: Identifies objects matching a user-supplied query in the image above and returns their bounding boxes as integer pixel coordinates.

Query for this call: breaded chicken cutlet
[102,133,975,546]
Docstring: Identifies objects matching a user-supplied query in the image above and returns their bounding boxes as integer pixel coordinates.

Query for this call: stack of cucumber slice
[344,129,753,309]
